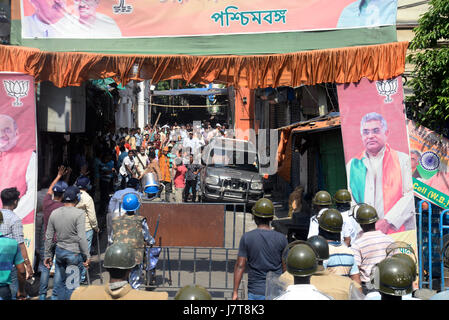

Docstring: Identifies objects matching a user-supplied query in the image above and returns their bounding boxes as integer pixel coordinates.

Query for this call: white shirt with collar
[308,208,359,246]
[364,291,420,300]
[22,13,81,38]
[274,284,332,300]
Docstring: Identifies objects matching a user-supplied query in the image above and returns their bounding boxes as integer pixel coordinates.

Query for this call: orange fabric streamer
[0,41,408,89]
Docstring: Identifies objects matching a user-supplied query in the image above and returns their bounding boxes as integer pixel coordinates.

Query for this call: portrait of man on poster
[346,112,415,234]
[0,114,36,223]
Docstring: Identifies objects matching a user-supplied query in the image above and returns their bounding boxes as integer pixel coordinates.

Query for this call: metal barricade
[148,203,253,299]
[418,200,449,291]
[418,199,433,289]
[440,209,449,291]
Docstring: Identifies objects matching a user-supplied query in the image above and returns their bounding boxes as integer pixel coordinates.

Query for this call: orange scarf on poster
[350,144,404,234]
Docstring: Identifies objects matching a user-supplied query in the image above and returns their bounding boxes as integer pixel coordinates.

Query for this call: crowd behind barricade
[93,121,234,208]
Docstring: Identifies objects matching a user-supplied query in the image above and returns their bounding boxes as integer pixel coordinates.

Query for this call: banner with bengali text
[20,0,398,39]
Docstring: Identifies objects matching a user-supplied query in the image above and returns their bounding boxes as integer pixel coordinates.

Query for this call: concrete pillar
[137,81,145,129]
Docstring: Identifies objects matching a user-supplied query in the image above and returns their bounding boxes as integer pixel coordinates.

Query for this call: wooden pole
[153,112,161,130]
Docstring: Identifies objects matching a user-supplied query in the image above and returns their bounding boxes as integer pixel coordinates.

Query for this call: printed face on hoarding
[361,120,388,156]
[0,115,18,152]
[74,0,99,21]
[410,151,420,173]
[30,0,66,24]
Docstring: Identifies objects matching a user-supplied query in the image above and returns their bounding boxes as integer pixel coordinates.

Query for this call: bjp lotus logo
[3,80,29,107]
[376,78,398,103]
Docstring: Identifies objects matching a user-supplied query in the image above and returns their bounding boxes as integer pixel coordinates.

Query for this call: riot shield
[349,283,365,300]
[265,271,289,300]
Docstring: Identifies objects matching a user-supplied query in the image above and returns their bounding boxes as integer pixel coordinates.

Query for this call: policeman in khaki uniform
[71,243,168,300]
[279,236,362,300]
[111,193,155,289]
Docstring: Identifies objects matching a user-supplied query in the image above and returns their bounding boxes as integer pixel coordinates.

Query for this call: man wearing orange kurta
[159,147,172,202]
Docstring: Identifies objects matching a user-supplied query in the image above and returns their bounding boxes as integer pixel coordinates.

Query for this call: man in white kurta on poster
[345,112,415,235]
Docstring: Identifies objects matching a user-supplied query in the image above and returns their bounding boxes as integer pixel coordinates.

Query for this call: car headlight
[205,176,220,185]
[250,182,263,190]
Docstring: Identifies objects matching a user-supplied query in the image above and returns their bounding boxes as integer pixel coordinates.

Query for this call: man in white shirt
[307,191,332,239]
[74,175,98,284]
[334,189,362,246]
[346,112,415,235]
[274,243,331,300]
[135,148,149,177]
[182,132,200,156]
[22,0,81,38]
[118,150,137,189]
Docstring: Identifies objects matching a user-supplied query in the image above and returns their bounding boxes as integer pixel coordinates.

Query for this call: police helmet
[355,204,379,225]
[318,209,343,233]
[390,253,417,277]
[306,235,330,261]
[174,285,212,300]
[103,243,136,269]
[312,191,332,206]
[251,198,274,219]
[122,193,141,212]
[286,243,318,277]
[375,257,414,296]
[333,189,352,204]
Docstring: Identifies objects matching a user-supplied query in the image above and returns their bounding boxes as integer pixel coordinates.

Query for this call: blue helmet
[122,193,141,212]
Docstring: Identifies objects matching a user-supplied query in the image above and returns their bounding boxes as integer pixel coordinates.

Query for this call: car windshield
[208,147,259,172]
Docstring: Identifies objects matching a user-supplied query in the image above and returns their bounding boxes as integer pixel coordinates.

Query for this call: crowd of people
[0,120,236,300]
[91,122,233,209]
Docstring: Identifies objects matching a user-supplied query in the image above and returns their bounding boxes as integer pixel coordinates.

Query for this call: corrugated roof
[291,115,340,133]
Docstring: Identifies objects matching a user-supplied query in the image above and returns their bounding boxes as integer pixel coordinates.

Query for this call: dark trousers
[0,285,12,300]
[183,180,197,202]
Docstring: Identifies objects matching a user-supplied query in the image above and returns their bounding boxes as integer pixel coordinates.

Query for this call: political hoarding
[11,0,398,55]
[337,76,417,248]
[408,120,449,210]
[0,72,37,266]
[20,0,398,39]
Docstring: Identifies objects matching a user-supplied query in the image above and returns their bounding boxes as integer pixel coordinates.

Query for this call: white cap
[216,123,221,127]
